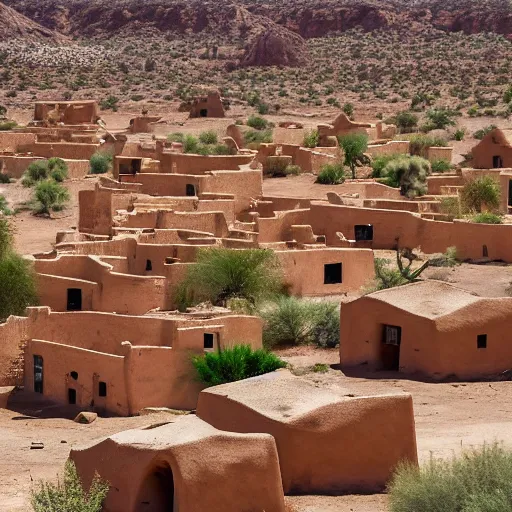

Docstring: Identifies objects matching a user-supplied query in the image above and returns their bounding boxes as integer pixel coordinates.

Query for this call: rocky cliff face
[4,0,512,40]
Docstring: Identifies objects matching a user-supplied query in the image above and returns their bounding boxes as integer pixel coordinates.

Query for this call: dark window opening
[508,180,512,207]
[383,325,402,346]
[98,381,107,397]
[483,245,489,258]
[68,388,77,405]
[324,263,342,284]
[70,371,78,381]
[204,333,215,350]
[354,224,374,242]
[199,109,208,117]
[119,159,142,175]
[67,288,82,311]
[477,334,487,349]
[34,355,43,394]
[493,155,503,169]
[145,259,152,271]
[185,184,196,196]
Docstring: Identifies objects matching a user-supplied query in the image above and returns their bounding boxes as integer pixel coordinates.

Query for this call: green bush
[89,152,112,174]
[371,154,402,178]
[99,95,119,111]
[429,246,458,267]
[473,212,503,224]
[453,128,466,141]
[244,129,273,148]
[0,194,12,215]
[439,197,463,220]
[338,132,368,179]
[473,125,497,140]
[247,115,268,130]
[387,111,418,133]
[265,157,296,177]
[22,161,49,187]
[388,443,512,512]
[0,120,17,131]
[198,130,218,145]
[406,134,448,157]
[430,159,452,173]
[367,258,408,292]
[381,156,431,197]
[176,248,282,309]
[285,164,301,176]
[303,129,319,148]
[260,296,340,349]
[0,217,38,321]
[424,107,457,130]
[167,132,185,143]
[48,157,68,182]
[33,180,70,215]
[192,344,286,387]
[460,176,500,213]
[316,163,346,184]
[31,460,109,512]
[342,102,354,118]
[211,143,236,155]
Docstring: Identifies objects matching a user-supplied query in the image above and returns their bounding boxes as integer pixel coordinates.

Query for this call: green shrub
[473,212,503,224]
[257,103,270,115]
[439,196,463,220]
[303,129,319,148]
[31,460,109,512]
[460,176,500,213]
[259,296,340,349]
[183,135,200,154]
[22,160,49,187]
[381,156,431,197]
[371,154,402,178]
[0,195,12,215]
[338,132,368,179]
[453,128,466,141]
[176,248,282,309]
[424,107,457,130]
[89,152,112,174]
[264,156,291,177]
[48,157,68,182]
[199,130,218,145]
[366,257,412,293]
[211,143,236,155]
[192,344,286,387]
[167,132,185,143]
[429,246,458,267]
[430,159,452,173]
[247,115,268,130]
[285,164,301,176]
[244,129,273,148]
[99,95,119,111]
[33,180,70,215]
[387,111,418,133]
[388,443,512,512]
[0,120,17,131]
[342,102,354,118]
[473,125,497,140]
[406,134,448,157]
[316,163,346,184]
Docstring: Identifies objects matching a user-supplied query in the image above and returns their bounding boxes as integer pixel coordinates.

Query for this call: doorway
[508,180,512,207]
[185,184,196,196]
[135,463,175,512]
[199,109,208,117]
[33,355,43,394]
[493,155,503,168]
[354,224,374,242]
[380,325,401,371]
[67,288,82,311]
[68,388,77,405]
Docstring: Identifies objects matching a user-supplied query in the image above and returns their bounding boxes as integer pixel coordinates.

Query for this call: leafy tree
[424,108,457,130]
[176,248,282,309]
[192,345,286,386]
[338,133,368,179]
[31,460,109,512]
[460,176,500,213]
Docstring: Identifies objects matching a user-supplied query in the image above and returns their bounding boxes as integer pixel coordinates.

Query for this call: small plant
[473,212,503,224]
[380,156,431,197]
[387,111,418,133]
[31,460,109,512]
[342,102,354,118]
[453,128,466,141]
[265,156,291,177]
[316,163,346,184]
[183,135,200,154]
[99,95,119,111]
[192,345,286,386]
[0,195,13,215]
[22,160,49,187]
[388,443,512,512]
[89,152,112,175]
[176,248,282,309]
[338,133,369,179]
[247,115,268,130]
[244,129,273,148]
[430,159,452,173]
[0,120,17,131]
[199,130,218,145]
[424,107,457,130]
[460,176,501,213]
[311,363,329,373]
[303,129,319,148]
[429,246,458,267]
[167,132,185,143]
[48,158,68,182]
[473,125,497,140]
[285,164,301,176]
[33,180,70,215]
[260,296,340,349]
[371,154,402,178]
[405,134,448,157]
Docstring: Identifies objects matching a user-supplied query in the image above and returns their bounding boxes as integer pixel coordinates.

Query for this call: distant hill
[0,1,66,41]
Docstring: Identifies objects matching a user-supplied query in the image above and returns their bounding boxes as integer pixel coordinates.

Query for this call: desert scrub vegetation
[472,212,503,224]
[33,180,70,215]
[176,248,282,310]
[388,443,512,512]
[422,107,457,131]
[0,195,12,216]
[90,152,112,175]
[182,133,236,156]
[246,115,270,130]
[0,217,38,322]
[244,129,273,148]
[264,157,300,178]
[316,163,345,185]
[430,159,452,173]
[338,132,368,179]
[31,459,109,512]
[386,111,418,133]
[376,155,431,198]
[22,159,68,187]
[259,296,340,349]
[192,345,286,387]
[473,125,497,140]
[0,120,17,131]
[460,176,501,214]
[403,134,448,158]
[303,129,319,148]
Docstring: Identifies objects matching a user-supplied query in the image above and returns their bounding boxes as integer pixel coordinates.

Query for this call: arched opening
[135,462,175,512]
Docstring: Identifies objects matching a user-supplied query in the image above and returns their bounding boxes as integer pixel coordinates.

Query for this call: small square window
[98,381,107,397]
[324,263,342,284]
[477,334,487,349]
[383,325,402,346]
[204,333,215,350]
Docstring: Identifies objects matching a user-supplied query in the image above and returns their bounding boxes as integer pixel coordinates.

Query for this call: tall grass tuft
[316,163,346,185]
[389,443,512,512]
[192,345,286,386]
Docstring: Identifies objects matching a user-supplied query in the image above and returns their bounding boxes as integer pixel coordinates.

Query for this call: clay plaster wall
[18,142,100,160]
[159,152,253,174]
[0,132,36,152]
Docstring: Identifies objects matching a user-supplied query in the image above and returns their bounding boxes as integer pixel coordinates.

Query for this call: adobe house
[471,128,512,169]
[179,90,226,118]
[197,370,418,494]
[70,415,286,512]
[128,115,163,134]
[31,100,100,126]
[340,281,512,379]
[0,306,262,414]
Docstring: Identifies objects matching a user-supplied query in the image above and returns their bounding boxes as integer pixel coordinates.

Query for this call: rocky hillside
[5,0,512,40]
[0,1,65,41]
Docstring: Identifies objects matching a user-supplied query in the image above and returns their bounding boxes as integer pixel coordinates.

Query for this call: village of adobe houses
[3,94,512,512]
